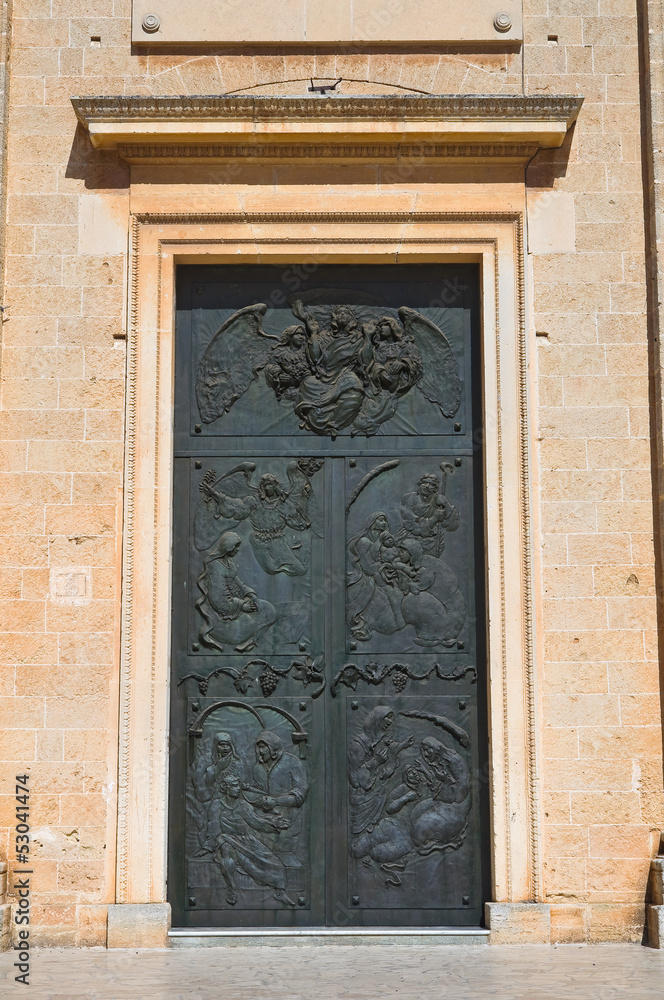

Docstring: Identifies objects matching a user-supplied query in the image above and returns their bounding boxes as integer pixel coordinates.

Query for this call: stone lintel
[71,95,583,163]
[485,903,551,945]
[107,903,171,949]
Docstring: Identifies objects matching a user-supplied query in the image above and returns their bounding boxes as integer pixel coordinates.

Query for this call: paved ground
[1,944,663,999]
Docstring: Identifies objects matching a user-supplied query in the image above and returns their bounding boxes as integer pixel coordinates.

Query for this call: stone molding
[117,142,541,162]
[72,94,583,123]
[71,94,583,160]
[117,210,541,910]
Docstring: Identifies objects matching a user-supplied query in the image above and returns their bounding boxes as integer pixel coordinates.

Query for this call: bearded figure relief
[347,468,466,649]
[347,706,472,888]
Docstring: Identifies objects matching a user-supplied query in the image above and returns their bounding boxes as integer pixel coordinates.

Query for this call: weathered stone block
[485,903,551,944]
[0,902,11,952]
[550,903,587,944]
[649,858,664,906]
[106,903,171,949]
[647,905,664,948]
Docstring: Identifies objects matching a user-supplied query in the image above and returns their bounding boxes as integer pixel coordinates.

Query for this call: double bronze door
[168,264,488,928]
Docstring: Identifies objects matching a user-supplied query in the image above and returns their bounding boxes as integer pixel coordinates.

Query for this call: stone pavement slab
[1,944,664,999]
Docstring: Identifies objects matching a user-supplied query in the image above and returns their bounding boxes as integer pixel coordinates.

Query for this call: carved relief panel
[346,697,479,913]
[186,699,315,911]
[169,264,487,929]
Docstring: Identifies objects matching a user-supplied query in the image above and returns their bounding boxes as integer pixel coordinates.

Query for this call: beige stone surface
[131,0,523,44]
[485,903,551,944]
[0,943,663,996]
[106,903,170,949]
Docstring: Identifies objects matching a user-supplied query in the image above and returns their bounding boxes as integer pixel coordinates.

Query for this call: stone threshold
[169,927,490,947]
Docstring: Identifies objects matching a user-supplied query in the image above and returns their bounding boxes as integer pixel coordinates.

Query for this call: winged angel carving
[195,458,324,574]
[196,300,461,437]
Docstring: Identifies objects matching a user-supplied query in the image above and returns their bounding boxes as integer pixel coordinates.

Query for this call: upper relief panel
[131,0,522,45]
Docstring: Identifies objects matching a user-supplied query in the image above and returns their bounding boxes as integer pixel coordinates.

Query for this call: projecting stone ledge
[71,94,583,163]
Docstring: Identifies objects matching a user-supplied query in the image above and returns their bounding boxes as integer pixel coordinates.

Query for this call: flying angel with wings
[195,300,461,437]
[195,458,324,577]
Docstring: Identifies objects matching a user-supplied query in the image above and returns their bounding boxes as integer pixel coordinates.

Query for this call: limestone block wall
[524,4,664,943]
[0,0,660,946]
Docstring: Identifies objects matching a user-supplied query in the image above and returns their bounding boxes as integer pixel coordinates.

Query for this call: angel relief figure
[195,458,324,577]
[195,299,461,437]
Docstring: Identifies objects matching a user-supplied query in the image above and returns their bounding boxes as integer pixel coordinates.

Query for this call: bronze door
[168,264,489,928]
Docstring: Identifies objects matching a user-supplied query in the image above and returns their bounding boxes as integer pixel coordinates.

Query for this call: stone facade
[0,0,662,948]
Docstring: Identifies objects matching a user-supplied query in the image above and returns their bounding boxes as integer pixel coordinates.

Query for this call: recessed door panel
[169,264,488,928]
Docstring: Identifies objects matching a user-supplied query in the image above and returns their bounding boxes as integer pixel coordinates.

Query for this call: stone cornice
[72,94,583,125]
[72,94,583,161]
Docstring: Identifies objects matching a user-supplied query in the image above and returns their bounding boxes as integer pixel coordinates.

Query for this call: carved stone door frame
[116,210,541,920]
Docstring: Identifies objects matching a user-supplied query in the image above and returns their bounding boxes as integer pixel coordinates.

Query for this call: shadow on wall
[526,123,576,188]
[65,124,130,189]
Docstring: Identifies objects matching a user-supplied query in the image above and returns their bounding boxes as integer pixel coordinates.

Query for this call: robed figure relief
[196,531,278,653]
[347,469,466,649]
[348,705,471,889]
[191,715,309,908]
[194,458,323,653]
[195,300,461,437]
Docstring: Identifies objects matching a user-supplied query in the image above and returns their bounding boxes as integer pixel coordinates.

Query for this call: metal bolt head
[351,701,359,711]
[192,702,200,713]
[297,896,306,906]
[349,641,357,651]
[142,13,160,32]
[351,895,360,906]
[493,11,512,31]
[462,895,470,905]
[459,700,467,711]
[188,895,196,906]
[455,457,462,467]
[457,640,464,650]
[454,422,462,432]
[192,642,199,652]
[194,424,202,434]
[299,642,307,652]
[195,460,202,470]
[349,459,357,468]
